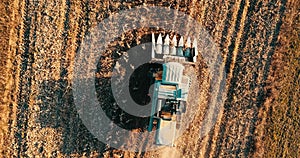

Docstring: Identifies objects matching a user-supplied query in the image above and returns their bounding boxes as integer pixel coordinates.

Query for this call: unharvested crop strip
[193,0,234,155]
[202,0,250,157]
[0,0,17,156]
[182,1,220,156]
[206,2,247,156]
[223,0,262,152]
[233,0,287,156]
[213,0,260,156]
[218,0,287,156]
[5,0,25,156]
[24,0,43,156]
[263,4,299,155]
[245,0,287,157]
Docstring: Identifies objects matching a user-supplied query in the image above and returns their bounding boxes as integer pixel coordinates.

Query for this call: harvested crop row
[212,0,288,157]
[0,0,298,157]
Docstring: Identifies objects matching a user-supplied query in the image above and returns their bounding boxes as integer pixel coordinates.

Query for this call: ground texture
[0,0,299,157]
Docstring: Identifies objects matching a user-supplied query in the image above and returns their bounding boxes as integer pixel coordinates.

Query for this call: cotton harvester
[147,33,197,146]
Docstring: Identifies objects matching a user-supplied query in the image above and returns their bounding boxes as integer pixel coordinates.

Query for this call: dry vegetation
[0,0,299,157]
[262,1,300,157]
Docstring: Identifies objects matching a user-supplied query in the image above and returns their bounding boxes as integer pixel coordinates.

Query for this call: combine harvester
[148,33,197,146]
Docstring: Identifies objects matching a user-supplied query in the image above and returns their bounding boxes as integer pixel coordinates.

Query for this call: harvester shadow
[37,79,106,156]
[38,75,152,156]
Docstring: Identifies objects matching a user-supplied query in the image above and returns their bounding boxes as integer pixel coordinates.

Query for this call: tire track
[223,0,248,73]
[219,0,236,57]
[224,0,248,80]
[59,0,72,154]
[221,0,251,155]
[15,0,34,156]
[22,0,40,156]
[61,0,96,154]
[60,0,97,155]
[195,0,247,157]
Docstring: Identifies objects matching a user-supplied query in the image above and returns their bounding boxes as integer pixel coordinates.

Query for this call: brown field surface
[0,0,299,157]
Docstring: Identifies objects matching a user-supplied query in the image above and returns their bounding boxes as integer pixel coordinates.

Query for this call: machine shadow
[37,75,153,156]
[37,79,106,155]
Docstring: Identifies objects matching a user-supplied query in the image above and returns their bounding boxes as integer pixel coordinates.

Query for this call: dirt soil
[0,0,299,157]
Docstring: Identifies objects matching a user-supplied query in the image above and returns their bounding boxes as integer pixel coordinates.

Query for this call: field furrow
[0,0,298,157]
[213,0,288,157]
[202,0,250,157]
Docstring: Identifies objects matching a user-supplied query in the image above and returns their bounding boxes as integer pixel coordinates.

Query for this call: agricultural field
[0,0,299,157]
